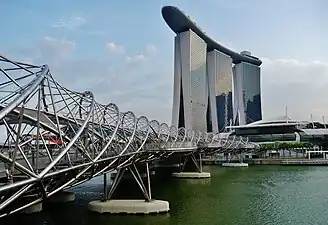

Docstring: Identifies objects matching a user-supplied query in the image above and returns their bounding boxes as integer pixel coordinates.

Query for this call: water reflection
[2,166,328,225]
[184,178,211,185]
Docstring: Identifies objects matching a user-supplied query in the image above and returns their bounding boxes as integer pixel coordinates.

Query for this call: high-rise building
[162,6,262,133]
[171,30,208,132]
[233,53,262,125]
[206,50,233,133]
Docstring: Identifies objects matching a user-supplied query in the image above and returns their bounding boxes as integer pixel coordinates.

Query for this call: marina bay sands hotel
[162,6,263,133]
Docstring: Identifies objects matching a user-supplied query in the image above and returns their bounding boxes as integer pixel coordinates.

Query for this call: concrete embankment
[202,158,328,166]
[248,159,282,165]
[249,159,328,166]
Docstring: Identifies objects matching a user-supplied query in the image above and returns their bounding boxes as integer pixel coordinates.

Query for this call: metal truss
[178,153,204,173]
[105,162,153,202]
[0,55,258,217]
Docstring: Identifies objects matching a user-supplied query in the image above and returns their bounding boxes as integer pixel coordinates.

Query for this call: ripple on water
[2,166,328,225]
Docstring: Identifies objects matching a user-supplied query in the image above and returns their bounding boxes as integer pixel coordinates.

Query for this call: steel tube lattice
[0,55,258,217]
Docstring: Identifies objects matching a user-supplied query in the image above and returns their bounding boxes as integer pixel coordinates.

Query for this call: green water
[3,165,328,225]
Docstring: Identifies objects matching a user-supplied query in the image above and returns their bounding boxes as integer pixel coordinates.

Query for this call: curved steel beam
[161,6,262,66]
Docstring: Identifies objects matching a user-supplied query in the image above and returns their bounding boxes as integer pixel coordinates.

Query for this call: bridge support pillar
[222,151,248,167]
[88,162,169,214]
[47,191,75,203]
[172,153,211,179]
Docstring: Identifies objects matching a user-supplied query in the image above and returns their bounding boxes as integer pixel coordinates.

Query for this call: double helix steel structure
[0,55,259,217]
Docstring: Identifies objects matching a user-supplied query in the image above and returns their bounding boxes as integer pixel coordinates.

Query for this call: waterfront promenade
[202,155,328,166]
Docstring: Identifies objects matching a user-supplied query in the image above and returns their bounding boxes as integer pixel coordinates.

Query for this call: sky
[1,0,328,124]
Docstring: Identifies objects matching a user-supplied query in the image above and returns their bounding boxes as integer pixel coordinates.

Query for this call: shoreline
[202,158,328,166]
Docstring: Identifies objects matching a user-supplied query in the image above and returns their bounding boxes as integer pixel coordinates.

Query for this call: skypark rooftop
[161,6,262,66]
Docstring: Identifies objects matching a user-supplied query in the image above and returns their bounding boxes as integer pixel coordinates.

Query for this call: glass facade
[233,62,262,125]
[236,133,297,142]
[171,30,262,132]
[206,50,233,132]
[171,29,207,132]
[189,30,208,132]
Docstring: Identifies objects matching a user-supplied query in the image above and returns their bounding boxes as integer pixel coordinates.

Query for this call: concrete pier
[172,172,211,179]
[88,199,169,214]
[47,191,75,203]
[20,202,42,214]
[222,163,248,167]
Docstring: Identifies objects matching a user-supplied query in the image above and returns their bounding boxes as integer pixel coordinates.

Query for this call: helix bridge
[0,54,259,217]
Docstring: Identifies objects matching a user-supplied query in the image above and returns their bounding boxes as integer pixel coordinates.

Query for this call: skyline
[1,0,327,123]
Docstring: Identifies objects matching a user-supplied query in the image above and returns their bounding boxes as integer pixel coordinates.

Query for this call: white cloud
[126,54,147,64]
[13,37,328,125]
[51,15,87,29]
[42,36,76,58]
[5,36,76,67]
[104,43,157,64]
[145,44,157,55]
[7,37,328,124]
[261,58,328,121]
[126,44,157,65]
[5,37,171,123]
[106,42,124,54]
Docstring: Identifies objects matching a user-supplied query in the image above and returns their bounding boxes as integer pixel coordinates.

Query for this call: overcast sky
[1,0,327,123]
